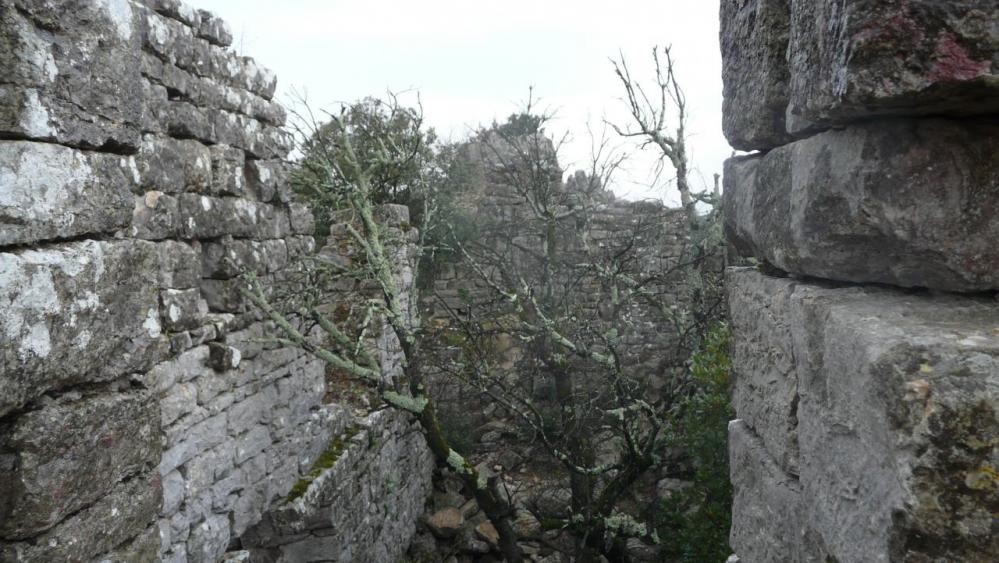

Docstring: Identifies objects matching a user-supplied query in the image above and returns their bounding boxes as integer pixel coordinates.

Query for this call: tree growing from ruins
[244,46,730,561]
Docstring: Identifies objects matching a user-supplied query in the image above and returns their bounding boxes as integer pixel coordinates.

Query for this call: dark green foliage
[492,112,543,137]
[292,97,436,240]
[656,324,734,562]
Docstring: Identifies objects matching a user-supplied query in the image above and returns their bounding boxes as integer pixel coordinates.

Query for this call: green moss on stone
[286,424,362,502]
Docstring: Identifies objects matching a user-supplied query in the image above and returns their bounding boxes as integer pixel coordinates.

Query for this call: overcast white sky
[196,0,729,204]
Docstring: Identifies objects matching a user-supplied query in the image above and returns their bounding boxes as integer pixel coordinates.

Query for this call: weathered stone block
[0,391,160,540]
[209,144,247,197]
[0,141,136,247]
[726,268,801,475]
[719,0,794,150]
[728,268,999,561]
[0,0,143,149]
[202,239,289,279]
[155,240,202,290]
[161,288,208,332]
[136,135,212,194]
[245,160,288,203]
[728,419,810,562]
[0,240,168,416]
[187,514,230,563]
[787,0,999,132]
[289,202,316,235]
[724,119,999,292]
[195,9,232,48]
[132,191,181,240]
[178,194,290,240]
[0,470,161,562]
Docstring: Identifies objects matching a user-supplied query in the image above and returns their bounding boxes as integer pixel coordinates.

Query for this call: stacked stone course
[1,1,431,562]
[721,1,997,561]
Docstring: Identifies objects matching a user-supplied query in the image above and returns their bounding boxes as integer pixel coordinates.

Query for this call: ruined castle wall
[0,1,431,561]
[720,1,998,561]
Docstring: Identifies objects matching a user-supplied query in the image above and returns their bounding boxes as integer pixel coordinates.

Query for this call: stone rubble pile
[0,1,432,562]
[720,1,998,561]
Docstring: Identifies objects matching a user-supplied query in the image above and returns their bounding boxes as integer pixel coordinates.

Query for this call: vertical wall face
[720,1,998,561]
[0,1,432,562]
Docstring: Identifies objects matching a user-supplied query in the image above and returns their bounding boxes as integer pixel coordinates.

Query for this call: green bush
[656,323,734,562]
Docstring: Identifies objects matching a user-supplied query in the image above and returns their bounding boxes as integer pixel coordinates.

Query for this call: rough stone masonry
[0,1,432,562]
[721,1,997,561]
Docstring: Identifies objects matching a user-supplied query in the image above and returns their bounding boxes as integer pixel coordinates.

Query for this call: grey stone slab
[726,268,802,475]
[720,0,794,150]
[724,118,999,292]
[0,391,160,540]
[787,0,999,132]
[0,240,168,416]
[0,470,161,562]
[0,141,135,247]
[0,0,143,149]
[727,268,999,562]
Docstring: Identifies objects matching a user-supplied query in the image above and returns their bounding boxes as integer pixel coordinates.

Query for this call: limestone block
[162,469,186,517]
[160,412,227,475]
[136,135,212,194]
[723,118,999,292]
[0,392,159,540]
[187,514,230,563]
[131,191,181,240]
[209,145,247,197]
[210,109,292,160]
[143,0,202,28]
[245,160,289,203]
[161,288,208,332]
[0,141,136,246]
[719,0,794,150]
[161,382,199,428]
[201,239,289,280]
[727,268,999,561]
[234,425,272,466]
[154,240,202,290]
[0,240,168,416]
[161,100,213,141]
[195,10,233,48]
[178,194,291,240]
[289,202,316,235]
[0,470,161,562]
[788,0,999,132]
[726,269,801,475]
[0,0,143,149]
[728,420,811,563]
[93,523,162,563]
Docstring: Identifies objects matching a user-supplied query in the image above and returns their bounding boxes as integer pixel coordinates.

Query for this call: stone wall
[720,1,997,561]
[0,1,431,562]
[420,135,699,416]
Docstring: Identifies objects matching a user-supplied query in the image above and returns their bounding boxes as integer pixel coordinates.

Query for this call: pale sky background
[196,0,729,205]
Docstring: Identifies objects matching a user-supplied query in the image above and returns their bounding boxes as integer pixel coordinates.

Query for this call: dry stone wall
[721,1,998,561]
[0,1,431,562]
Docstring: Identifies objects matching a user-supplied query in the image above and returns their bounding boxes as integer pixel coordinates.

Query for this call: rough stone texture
[0,141,136,246]
[787,0,999,133]
[0,0,144,150]
[0,240,169,416]
[727,268,999,562]
[719,0,794,150]
[0,391,160,540]
[728,420,806,563]
[726,269,800,476]
[724,118,999,292]
[0,2,433,561]
[0,470,162,563]
[242,410,435,563]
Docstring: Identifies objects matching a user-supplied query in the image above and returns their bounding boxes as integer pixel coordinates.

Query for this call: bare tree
[242,96,526,563]
[420,105,723,561]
